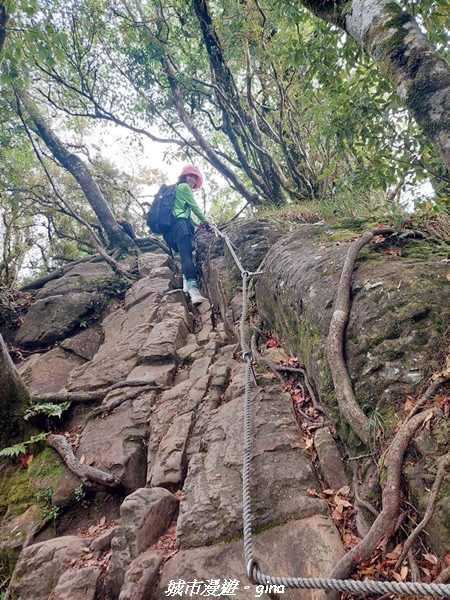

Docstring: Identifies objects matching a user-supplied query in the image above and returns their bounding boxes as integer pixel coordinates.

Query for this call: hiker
[163,165,213,304]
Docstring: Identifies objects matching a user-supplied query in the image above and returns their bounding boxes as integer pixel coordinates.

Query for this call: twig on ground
[436,564,450,584]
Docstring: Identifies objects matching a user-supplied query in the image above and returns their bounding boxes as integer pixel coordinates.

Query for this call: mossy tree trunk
[0,335,31,448]
[299,0,450,173]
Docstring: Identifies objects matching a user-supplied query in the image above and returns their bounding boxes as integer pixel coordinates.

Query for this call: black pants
[177,234,197,280]
[164,218,197,281]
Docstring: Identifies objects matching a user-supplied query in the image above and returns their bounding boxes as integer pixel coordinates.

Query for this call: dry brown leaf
[385,544,403,561]
[423,553,439,565]
[404,395,416,413]
[79,454,85,464]
[332,505,344,521]
[334,496,352,508]
[99,516,106,526]
[304,437,314,450]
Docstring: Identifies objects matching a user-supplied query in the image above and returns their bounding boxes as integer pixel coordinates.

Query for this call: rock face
[14,262,112,348]
[256,223,450,423]
[3,219,450,599]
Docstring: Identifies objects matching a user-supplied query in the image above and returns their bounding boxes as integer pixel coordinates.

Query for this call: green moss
[0,448,63,518]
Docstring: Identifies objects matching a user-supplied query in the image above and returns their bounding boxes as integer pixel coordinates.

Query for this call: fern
[24,402,71,421]
[0,432,48,459]
[0,443,27,458]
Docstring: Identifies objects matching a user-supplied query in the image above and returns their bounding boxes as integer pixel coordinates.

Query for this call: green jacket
[172,183,208,224]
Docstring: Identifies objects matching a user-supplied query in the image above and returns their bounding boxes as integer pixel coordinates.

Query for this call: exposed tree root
[47,433,120,488]
[326,228,397,444]
[326,231,373,444]
[394,451,450,571]
[326,407,434,600]
[31,379,161,404]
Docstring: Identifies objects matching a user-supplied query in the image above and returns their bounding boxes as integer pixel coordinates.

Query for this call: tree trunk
[16,90,139,253]
[299,0,450,173]
[0,2,9,54]
[0,335,31,448]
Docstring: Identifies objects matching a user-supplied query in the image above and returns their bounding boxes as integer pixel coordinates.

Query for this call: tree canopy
[0,0,449,284]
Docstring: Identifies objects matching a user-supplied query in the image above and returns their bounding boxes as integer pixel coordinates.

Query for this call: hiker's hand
[201,223,214,233]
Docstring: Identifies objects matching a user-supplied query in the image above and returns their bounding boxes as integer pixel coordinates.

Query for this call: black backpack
[146,183,177,234]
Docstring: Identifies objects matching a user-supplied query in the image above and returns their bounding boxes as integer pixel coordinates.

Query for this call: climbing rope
[211,225,450,598]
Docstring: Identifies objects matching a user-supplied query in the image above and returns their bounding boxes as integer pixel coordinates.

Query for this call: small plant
[24,402,71,421]
[74,484,85,502]
[36,488,60,522]
[363,404,385,448]
[0,433,48,459]
[35,488,53,504]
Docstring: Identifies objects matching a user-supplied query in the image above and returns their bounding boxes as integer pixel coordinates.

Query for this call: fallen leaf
[334,497,352,508]
[423,553,439,565]
[332,505,344,521]
[385,544,403,561]
[19,454,33,468]
[304,437,314,450]
[99,516,106,526]
[79,454,85,464]
[404,395,416,413]
[446,271,450,282]
[307,487,319,497]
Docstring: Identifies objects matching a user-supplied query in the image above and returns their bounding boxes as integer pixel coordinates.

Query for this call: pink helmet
[179,165,203,189]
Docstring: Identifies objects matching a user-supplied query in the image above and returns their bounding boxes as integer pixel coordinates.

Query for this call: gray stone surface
[106,488,178,597]
[53,565,102,600]
[137,253,173,277]
[149,412,193,488]
[138,317,189,364]
[118,550,165,600]
[15,292,100,347]
[176,386,327,548]
[75,393,151,493]
[18,347,85,395]
[8,536,92,600]
[60,323,104,360]
[156,515,345,600]
[65,290,160,390]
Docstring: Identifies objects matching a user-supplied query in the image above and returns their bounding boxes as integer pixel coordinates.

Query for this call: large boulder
[7,536,92,600]
[15,262,112,348]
